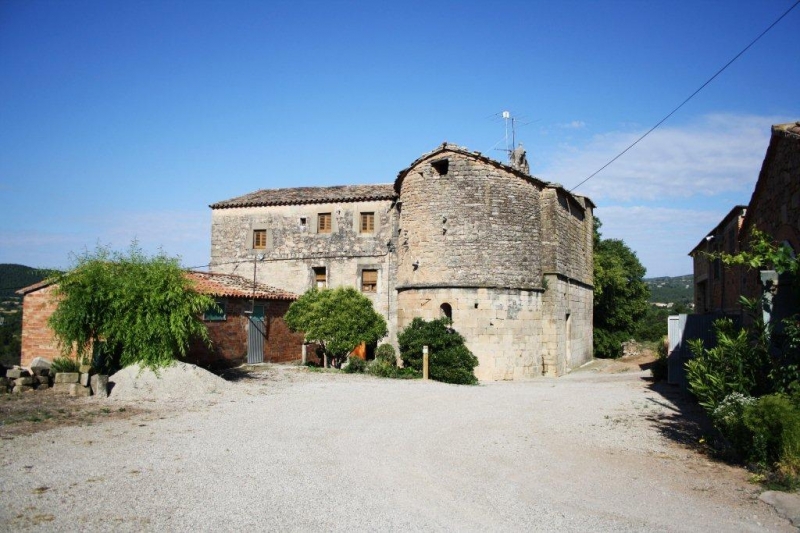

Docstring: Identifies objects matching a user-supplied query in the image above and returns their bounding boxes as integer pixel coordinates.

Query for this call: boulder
[6,368,30,379]
[29,357,52,376]
[12,385,34,394]
[90,375,109,398]
[69,384,91,397]
[35,375,50,385]
[54,373,80,384]
[14,377,35,387]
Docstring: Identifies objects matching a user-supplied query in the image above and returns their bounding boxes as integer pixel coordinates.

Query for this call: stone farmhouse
[210,143,595,380]
[690,121,800,324]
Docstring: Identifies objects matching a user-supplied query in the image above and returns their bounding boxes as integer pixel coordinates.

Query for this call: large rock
[6,368,30,379]
[29,357,52,376]
[12,385,34,394]
[80,373,91,387]
[69,384,91,397]
[90,375,109,398]
[55,372,80,384]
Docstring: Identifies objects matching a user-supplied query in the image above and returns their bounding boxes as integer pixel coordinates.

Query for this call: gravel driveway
[0,364,794,532]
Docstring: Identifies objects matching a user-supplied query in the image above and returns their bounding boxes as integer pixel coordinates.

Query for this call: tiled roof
[17,271,297,301]
[185,271,297,300]
[210,184,396,209]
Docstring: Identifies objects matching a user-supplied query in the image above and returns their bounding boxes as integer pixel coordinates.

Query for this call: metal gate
[667,313,724,389]
[247,305,266,364]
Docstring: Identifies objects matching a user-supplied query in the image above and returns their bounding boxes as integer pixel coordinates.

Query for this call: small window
[313,267,327,289]
[300,217,307,227]
[253,229,267,249]
[318,213,332,234]
[362,269,378,292]
[204,300,226,321]
[431,158,449,175]
[440,303,452,320]
[360,212,375,234]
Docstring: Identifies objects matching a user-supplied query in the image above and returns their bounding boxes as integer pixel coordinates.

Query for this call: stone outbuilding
[210,143,595,380]
[16,271,303,369]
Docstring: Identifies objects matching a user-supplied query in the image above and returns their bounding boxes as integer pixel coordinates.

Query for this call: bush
[650,337,668,382]
[343,356,367,373]
[593,328,629,359]
[51,357,80,373]
[398,318,478,385]
[685,318,770,412]
[366,359,420,379]
[375,343,397,364]
[743,393,800,478]
[712,392,757,458]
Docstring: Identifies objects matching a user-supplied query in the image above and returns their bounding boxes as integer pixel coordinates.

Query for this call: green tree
[48,243,215,370]
[398,317,478,385]
[593,218,650,358]
[284,287,387,367]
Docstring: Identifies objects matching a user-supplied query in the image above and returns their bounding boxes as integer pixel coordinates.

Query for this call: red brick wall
[20,285,63,367]
[186,298,304,367]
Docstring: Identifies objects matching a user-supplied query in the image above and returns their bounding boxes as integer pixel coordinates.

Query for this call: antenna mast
[501,110,518,165]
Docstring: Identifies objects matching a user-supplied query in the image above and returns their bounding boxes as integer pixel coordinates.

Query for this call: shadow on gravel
[213,367,262,383]
[641,377,716,453]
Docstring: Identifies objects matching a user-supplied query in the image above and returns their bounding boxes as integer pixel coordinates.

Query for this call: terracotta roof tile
[185,271,297,300]
[210,184,396,209]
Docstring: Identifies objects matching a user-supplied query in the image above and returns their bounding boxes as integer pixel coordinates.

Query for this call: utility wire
[569,0,800,193]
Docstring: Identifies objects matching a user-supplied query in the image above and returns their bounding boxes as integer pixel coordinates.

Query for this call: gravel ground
[0,363,794,532]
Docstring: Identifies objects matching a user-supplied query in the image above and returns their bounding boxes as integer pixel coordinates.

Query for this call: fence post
[423,345,429,380]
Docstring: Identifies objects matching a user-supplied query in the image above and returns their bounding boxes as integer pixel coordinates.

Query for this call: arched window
[440,303,452,320]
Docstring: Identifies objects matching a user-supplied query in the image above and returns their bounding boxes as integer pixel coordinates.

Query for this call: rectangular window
[203,299,226,321]
[313,267,327,289]
[318,213,332,234]
[360,212,375,234]
[361,269,377,292]
[253,229,267,249]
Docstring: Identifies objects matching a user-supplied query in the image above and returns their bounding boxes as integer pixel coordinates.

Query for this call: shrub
[398,318,478,385]
[743,393,800,477]
[712,392,757,458]
[650,337,668,382]
[685,318,770,412]
[366,359,420,379]
[374,343,397,364]
[593,328,629,359]
[343,356,367,374]
[51,357,80,374]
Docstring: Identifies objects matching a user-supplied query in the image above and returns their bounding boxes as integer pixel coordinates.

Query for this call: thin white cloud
[559,120,586,129]
[542,113,784,202]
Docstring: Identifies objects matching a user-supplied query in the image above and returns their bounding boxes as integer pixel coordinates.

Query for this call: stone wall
[19,285,62,368]
[396,287,544,381]
[396,152,543,289]
[540,189,594,285]
[210,200,398,341]
[540,275,594,376]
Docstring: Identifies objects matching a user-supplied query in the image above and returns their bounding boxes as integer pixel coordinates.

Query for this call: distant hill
[0,264,60,299]
[644,274,693,305]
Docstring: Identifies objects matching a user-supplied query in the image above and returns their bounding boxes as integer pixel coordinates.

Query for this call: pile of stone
[2,360,52,393]
[0,357,108,397]
[53,366,108,398]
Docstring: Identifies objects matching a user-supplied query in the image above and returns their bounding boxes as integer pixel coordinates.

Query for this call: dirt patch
[0,389,147,438]
[576,349,658,374]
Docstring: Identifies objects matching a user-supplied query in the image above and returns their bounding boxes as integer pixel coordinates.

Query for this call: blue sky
[1,0,798,278]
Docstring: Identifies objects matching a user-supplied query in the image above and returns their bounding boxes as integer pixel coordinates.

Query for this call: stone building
[690,121,800,323]
[689,206,748,317]
[210,143,595,380]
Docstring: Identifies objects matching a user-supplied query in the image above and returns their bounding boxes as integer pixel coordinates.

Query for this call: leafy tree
[48,243,215,370]
[593,218,650,358]
[398,317,478,385]
[284,287,387,367]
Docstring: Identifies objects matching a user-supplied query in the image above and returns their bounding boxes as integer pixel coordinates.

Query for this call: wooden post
[301,344,307,365]
[423,345,429,380]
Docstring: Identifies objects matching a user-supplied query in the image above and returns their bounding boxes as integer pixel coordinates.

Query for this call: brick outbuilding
[16,271,303,369]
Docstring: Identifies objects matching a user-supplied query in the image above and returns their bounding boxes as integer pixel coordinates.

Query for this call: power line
[568,0,800,193]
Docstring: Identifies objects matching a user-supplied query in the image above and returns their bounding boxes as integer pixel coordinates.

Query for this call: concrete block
[12,385,34,394]
[14,377,35,387]
[55,373,80,384]
[30,357,52,376]
[80,373,91,387]
[53,383,72,394]
[6,368,29,379]
[69,384,91,397]
[90,375,109,398]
